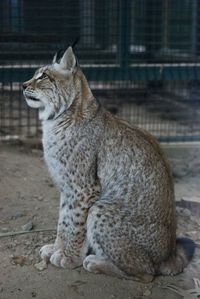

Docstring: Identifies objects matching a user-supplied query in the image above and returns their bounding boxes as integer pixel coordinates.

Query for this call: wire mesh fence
[0,0,200,142]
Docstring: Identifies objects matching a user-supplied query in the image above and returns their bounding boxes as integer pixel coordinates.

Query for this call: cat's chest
[44,142,68,185]
[42,125,89,189]
[45,139,69,168]
[42,127,75,183]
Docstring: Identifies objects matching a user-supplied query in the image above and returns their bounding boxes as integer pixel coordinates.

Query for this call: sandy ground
[0,143,200,299]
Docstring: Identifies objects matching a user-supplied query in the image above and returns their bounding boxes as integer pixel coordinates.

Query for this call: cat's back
[99,110,171,177]
[97,111,174,214]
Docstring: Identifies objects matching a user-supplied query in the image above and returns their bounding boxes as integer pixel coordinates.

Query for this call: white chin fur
[26,98,43,109]
[39,106,55,121]
[25,97,55,121]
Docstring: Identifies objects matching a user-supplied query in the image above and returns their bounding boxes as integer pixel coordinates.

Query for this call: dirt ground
[0,143,200,299]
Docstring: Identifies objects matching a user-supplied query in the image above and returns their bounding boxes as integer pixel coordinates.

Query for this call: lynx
[23,47,194,282]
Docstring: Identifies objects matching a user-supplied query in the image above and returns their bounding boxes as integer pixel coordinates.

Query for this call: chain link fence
[1,0,200,142]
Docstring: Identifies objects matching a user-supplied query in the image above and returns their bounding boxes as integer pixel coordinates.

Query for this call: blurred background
[0,0,200,142]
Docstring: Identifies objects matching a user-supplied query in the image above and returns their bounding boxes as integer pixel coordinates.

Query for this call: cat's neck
[41,96,101,138]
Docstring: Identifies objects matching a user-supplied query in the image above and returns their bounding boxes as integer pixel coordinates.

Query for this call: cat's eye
[38,73,48,80]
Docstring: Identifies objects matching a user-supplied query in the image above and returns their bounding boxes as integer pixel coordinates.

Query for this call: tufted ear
[52,52,58,64]
[52,49,63,64]
[59,46,76,71]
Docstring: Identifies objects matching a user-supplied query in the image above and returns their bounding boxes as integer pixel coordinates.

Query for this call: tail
[158,237,195,276]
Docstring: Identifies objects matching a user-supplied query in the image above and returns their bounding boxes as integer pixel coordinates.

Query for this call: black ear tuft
[52,49,65,64]
[71,37,80,67]
[71,36,80,50]
[57,49,65,61]
[53,37,80,64]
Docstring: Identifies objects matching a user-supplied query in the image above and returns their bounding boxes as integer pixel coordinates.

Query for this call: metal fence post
[191,0,197,57]
[118,0,131,79]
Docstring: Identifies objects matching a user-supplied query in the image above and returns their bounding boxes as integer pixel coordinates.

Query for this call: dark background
[0,0,200,142]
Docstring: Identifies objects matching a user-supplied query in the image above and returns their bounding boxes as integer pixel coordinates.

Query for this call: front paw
[40,244,55,262]
[50,249,81,269]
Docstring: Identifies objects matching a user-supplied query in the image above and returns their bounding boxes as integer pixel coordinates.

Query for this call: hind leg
[85,201,155,282]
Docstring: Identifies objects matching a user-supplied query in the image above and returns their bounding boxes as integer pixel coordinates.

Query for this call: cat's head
[23,47,83,121]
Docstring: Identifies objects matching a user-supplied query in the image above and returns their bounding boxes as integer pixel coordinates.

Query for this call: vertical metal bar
[19,0,24,32]
[163,0,169,50]
[191,0,197,57]
[80,0,95,48]
[10,0,19,31]
[117,0,131,76]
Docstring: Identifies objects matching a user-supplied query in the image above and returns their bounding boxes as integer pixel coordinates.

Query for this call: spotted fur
[23,47,194,281]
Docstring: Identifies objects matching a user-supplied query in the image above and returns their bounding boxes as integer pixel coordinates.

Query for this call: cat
[23,46,195,282]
